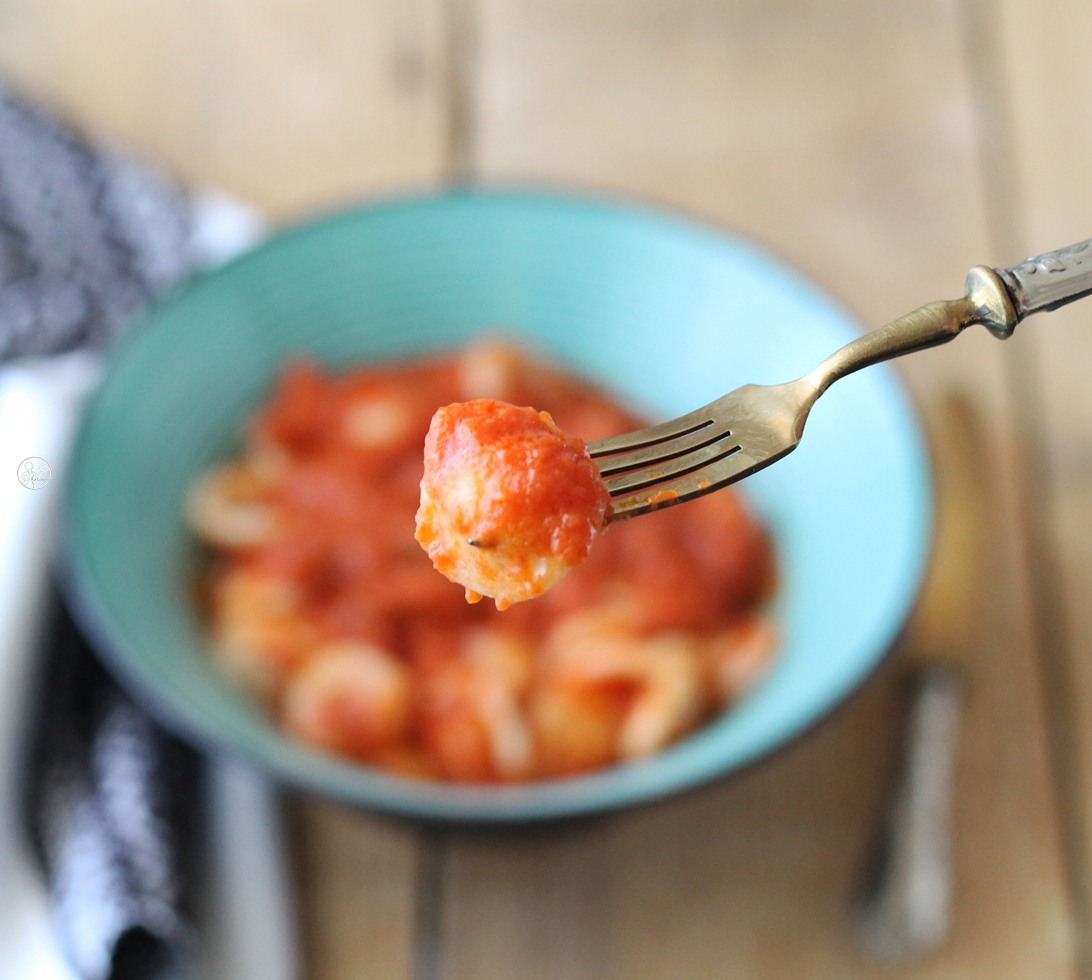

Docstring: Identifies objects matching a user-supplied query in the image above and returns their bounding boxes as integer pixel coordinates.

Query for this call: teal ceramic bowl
[65,189,931,822]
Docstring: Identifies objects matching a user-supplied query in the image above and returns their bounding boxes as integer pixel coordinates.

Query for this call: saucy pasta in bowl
[64,190,931,820]
[187,342,776,782]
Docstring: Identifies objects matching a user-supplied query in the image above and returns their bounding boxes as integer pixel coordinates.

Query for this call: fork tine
[586,404,718,458]
[606,441,797,521]
[594,379,819,520]
[594,417,735,477]
[607,454,757,520]
[602,435,742,495]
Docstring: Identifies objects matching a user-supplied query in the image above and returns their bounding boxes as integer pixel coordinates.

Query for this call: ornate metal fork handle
[996,238,1092,319]
[590,237,1092,520]
[811,237,1092,398]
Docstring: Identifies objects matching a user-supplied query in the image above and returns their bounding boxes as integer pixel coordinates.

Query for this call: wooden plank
[991,0,1092,961]
[473,0,983,321]
[0,0,450,216]
[442,0,1077,976]
[293,802,421,980]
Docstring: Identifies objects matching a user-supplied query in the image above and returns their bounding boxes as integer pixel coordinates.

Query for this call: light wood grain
[0,0,451,216]
[472,0,985,318]
[441,0,1076,976]
[293,802,421,980]
[992,0,1092,960]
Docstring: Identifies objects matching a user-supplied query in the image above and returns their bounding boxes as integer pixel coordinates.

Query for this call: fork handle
[805,295,982,396]
[807,239,1092,396]
[995,238,1092,320]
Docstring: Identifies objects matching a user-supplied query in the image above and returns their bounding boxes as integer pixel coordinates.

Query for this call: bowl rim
[62,184,934,823]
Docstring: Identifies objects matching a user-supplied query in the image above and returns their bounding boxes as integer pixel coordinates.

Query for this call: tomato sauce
[189,341,776,783]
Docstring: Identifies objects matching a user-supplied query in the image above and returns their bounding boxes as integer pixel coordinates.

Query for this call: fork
[589,238,1092,520]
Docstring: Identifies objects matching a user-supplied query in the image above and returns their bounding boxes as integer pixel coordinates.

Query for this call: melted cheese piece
[416,399,611,609]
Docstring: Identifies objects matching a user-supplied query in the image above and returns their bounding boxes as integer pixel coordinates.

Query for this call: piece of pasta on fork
[415,398,612,609]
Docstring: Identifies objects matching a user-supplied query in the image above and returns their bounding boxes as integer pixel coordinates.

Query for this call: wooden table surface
[4,1,1092,976]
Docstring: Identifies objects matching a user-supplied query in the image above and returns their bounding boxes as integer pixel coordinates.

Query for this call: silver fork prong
[602,435,743,495]
[606,440,798,521]
[593,417,734,477]
[591,380,820,521]
[607,451,759,520]
[586,405,718,458]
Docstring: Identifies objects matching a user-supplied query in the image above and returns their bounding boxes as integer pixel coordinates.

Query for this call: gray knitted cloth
[0,83,194,360]
[4,81,207,980]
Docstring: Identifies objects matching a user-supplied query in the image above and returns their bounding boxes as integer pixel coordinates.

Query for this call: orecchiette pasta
[188,342,776,782]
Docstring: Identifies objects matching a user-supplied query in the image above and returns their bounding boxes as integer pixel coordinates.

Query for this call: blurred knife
[851,392,991,961]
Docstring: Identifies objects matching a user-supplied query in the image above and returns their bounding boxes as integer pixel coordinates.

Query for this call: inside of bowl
[65,190,931,821]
